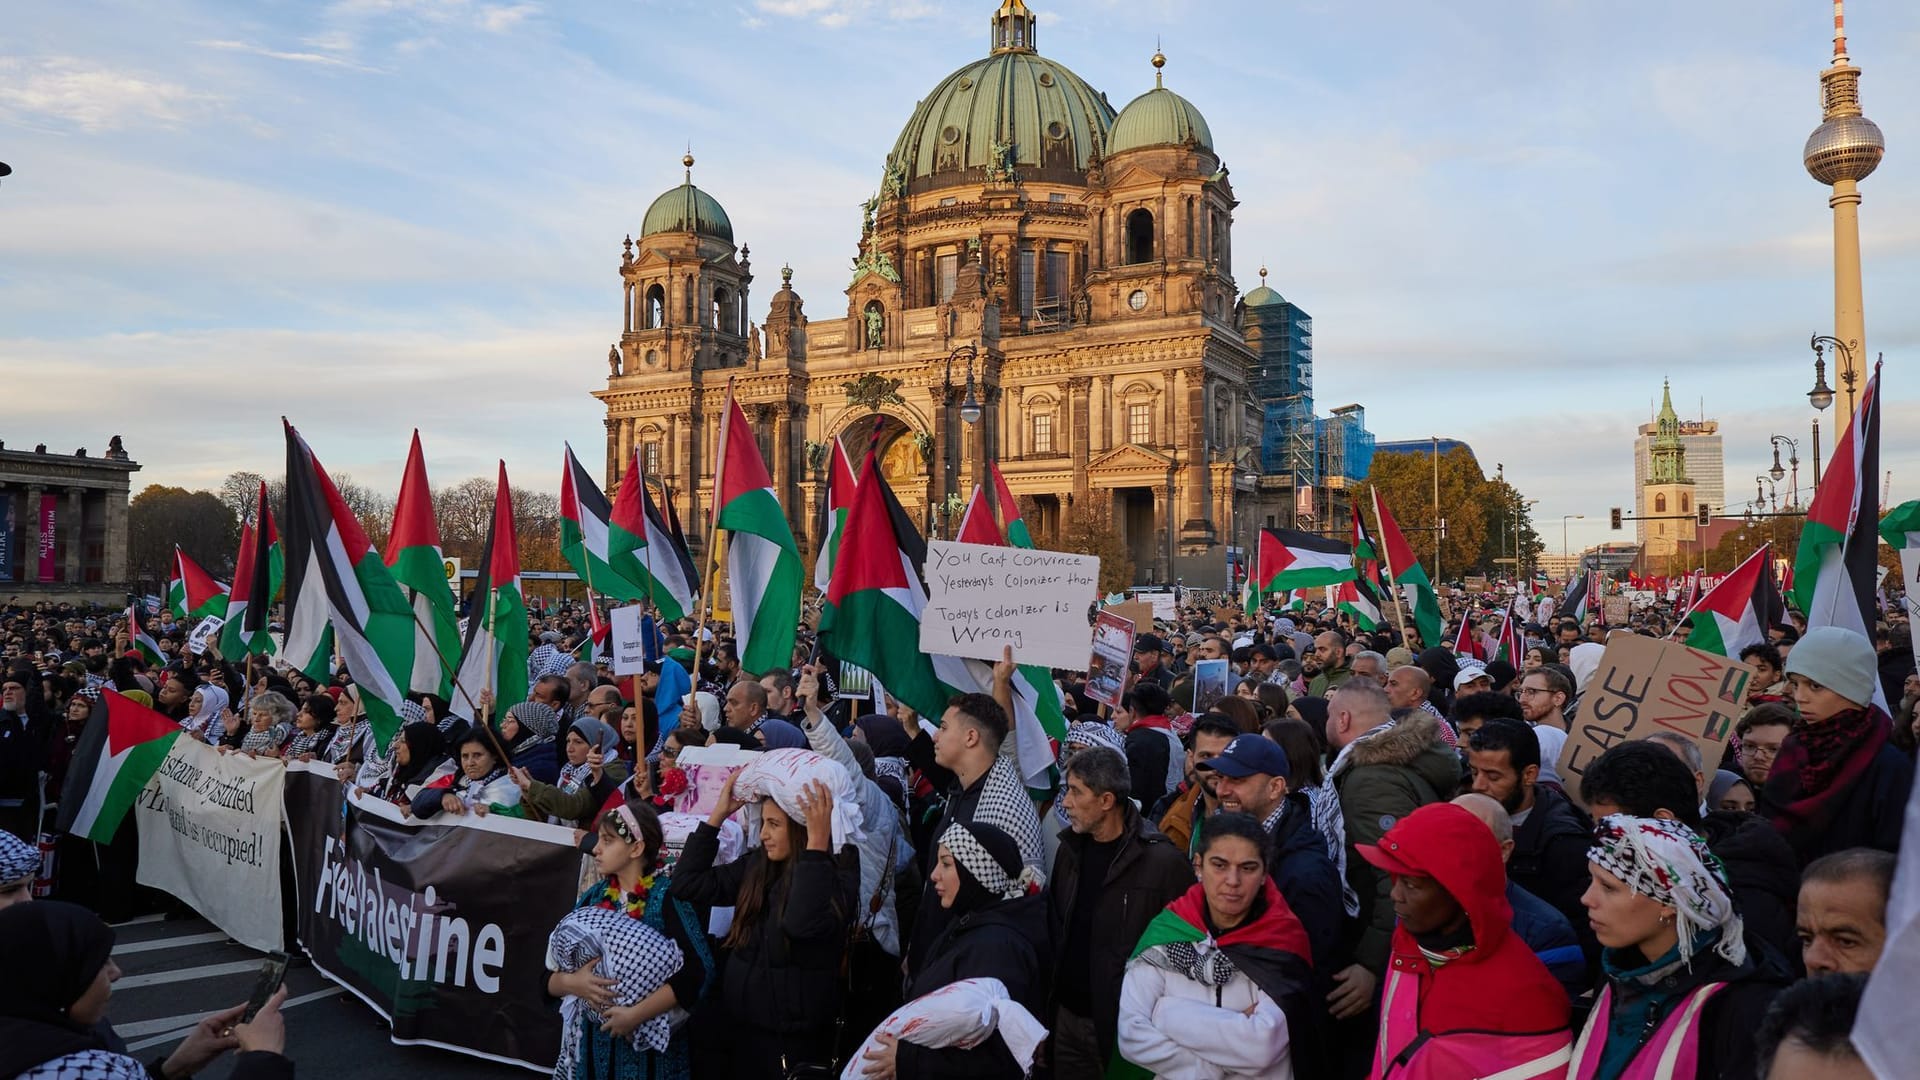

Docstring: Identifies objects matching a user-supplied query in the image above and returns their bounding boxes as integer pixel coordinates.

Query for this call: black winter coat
[1775,740,1913,865]
[1044,807,1194,1060]
[1696,810,1800,968]
[1508,782,1596,965]
[669,821,860,1037]
[1265,790,1345,977]
[896,893,1049,1080]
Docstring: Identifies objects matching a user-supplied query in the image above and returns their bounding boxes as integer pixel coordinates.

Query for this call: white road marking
[115,931,232,955]
[114,959,264,990]
[122,988,342,1052]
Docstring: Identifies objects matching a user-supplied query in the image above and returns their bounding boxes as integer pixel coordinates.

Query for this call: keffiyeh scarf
[0,829,38,887]
[939,822,1039,901]
[556,761,594,793]
[1143,934,1241,988]
[547,906,683,1061]
[180,685,228,744]
[239,723,290,756]
[1588,814,1745,967]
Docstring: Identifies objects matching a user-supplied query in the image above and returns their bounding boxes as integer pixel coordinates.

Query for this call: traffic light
[1697,504,1712,527]
[1609,507,1623,530]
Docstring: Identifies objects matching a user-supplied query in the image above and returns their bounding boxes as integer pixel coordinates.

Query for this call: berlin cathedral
[596,0,1337,590]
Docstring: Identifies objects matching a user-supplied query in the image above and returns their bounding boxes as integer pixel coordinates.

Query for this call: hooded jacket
[1330,712,1462,972]
[1362,804,1572,1079]
[896,892,1049,1080]
[1044,803,1194,1060]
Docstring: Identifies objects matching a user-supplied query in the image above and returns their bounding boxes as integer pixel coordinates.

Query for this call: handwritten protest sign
[1556,634,1753,809]
[1085,609,1136,708]
[921,540,1100,670]
[609,603,647,675]
[137,738,285,950]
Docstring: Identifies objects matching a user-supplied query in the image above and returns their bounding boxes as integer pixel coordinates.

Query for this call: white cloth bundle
[730,748,866,853]
[840,977,1048,1079]
[546,905,683,1061]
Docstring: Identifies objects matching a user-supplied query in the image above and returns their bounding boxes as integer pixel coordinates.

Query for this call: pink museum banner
[38,494,56,580]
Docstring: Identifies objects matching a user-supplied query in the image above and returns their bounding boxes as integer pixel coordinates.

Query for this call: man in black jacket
[1046,746,1192,1079]
[1466,718,1594,963]
[0,669,51,842]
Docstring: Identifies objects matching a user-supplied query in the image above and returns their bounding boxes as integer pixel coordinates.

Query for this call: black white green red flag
[1679,545,1783,658]
[218,479,283,659]
[281,421,416,751]
[712,390,802,676]
[384,432,459,698]
[1254,528,1355,593]
[127,601,163,667]
[988,461,1034,548]
[57,691,182,844]
[812,438,858,595]
[167,547,229,621]
[1793,364,1882,671]
[560,443,649,602]
[1372,489,1444,648]
[449,463,529,722]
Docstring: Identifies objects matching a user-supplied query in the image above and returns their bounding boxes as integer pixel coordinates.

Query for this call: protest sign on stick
[1556,634,1753,809]
[1084,609,1136,708]
[920,539,1100,671]
[608,603,647,675]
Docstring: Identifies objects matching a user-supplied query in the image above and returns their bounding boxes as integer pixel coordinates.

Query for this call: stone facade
[0,438,140,604]
[596,2,1280,588]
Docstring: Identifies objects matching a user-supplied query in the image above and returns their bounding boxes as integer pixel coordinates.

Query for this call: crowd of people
[0,581,1915,1079]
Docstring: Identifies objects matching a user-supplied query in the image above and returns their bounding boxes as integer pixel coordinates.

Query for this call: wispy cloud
[0,57,211,132]
[196,39,383,72]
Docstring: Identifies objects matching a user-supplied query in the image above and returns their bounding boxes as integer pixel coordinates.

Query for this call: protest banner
[184,615,226,656]
[1084,609,1136,708]
[608,603,647,675]
[135,737,285,951]
[920,539,1100,670]
[1192,658,1230,713]
[284,762,581,1072]
[1603,595,1631,626]
[1556,635,1753,810]
[1105,600,1156,634]
[1146,592,1177,622]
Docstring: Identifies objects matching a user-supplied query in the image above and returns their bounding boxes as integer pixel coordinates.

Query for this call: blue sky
[2,0,1916,554]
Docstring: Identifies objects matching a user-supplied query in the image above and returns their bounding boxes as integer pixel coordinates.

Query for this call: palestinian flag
[813,438,858,595]
[954,484,1002,545]
[384,432,460,698]
[1493,606,1523,664]
[282,421,416,751]
[989,461,1034,548]
[1254,528,1355,593]
[561,443,650,602]
[449,463,529,722]
[1332,577,1382,631]
[1879,500,1920,552]
[575,601,610,663]
[603,450,696,621]
[57,691,182,844]
[1561,567,1591,623]
[1371,489,1444,648]
[1111,881,1318,1080]
[218,480,283,658]
[1451,613,1486,661]
[1339,506,1388,631]
[1794,364,1882,664]
[820,450,1063,793]
[712,389,802,676]
[167,547,229,621]
[1680,545,1783,658]
[127,601,164,666]
[1352,505,1392,599]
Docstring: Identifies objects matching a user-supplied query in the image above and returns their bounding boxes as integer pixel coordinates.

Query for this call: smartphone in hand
[240,952,291,1023]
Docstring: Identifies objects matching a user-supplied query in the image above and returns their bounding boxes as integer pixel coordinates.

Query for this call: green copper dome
[1107,85,1212,155]
[1243,285,1285,307]
[641,178,733,243]
[886,50,1115,193]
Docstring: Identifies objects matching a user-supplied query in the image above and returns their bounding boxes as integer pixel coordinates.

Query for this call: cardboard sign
[1105,600,1156,634]
[1603,595,1631,626]
[921,540,1101,670]
[1556,634,1754,808]
[1147,592,1178,622]
[608,604,648,676]
[1211,605,1238,625]
[1084,609,1136,708]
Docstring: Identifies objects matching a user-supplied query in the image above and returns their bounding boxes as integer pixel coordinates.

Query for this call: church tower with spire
[1641,380,1698,565]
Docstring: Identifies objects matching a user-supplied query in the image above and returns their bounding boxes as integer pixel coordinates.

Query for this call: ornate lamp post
[1768,435,1800,510]
[938,344,982,538]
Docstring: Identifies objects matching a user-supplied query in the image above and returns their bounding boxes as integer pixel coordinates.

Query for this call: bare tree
[127,486,240,586]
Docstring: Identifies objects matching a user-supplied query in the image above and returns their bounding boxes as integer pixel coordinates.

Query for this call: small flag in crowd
[450,463,529,722]
[218,479,283,659]
[607,449,697,622]
[1679,545,1783,659]
[989,461,1034,548]
[385,432,460,698]
[58,691,183,844]
[1371,489,1443,648]
[127,600,164,667]
[166,547,229,621]
[1794,363,1882,671]
[813,437,858,595]
[712,388,802,676]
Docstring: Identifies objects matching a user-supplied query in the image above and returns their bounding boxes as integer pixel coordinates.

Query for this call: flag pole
[1370,490,1413,645]
[690,378,736,673]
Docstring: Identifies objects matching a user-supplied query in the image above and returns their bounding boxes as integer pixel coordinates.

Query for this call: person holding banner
[411,729,522,818]
[547,801,714,1080]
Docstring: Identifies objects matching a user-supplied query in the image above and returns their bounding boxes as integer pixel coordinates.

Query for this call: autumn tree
[1055,503,1135,596]
[1359,447,1492,585]
[1478,478,1545,577]
[127,486,239,587]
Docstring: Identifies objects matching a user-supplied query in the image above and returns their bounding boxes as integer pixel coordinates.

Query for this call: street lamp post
[940,344,983,535]
[1807,339,1837,488]
[1769,435,1801,510]
[1430,436,1442,585]
[1561,514,1583,557]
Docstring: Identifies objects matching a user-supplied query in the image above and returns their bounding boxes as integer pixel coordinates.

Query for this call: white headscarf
[1567,642,1606,695]
[183,684,229,741]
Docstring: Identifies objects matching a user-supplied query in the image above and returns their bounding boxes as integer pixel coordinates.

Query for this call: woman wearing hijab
[1,829,36,909]
[1572,815,1783,1080]
[512,717,629,826]
[756,720,807,751]
[368,721,451,806]
[0,901,291,1080]
[858,821,1047,1080]
[1414,647,1459,717]
[178,684,230,746]
[852,714,914,812]
[413,729,521,819]
[284,693,337,762]
[498,701,562,786]
[672,772,859,1078]
[1114,812,1321,1079]
[547,802,714,1080]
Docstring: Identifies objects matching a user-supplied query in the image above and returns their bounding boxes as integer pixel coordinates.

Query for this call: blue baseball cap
[1197,733,1291,780]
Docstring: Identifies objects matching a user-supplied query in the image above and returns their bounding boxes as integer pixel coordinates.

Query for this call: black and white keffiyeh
[15,1049,150,1080]
[1589,814,1745,967]
[547,906,684,1061]
[939,823,1039,901]
[0,829,38,887]
[399,700,427,727]
[1143,936,1242,989]
[974,751,1045,880]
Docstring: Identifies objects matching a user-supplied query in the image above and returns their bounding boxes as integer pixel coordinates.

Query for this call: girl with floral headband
[1572,814,1785,1080]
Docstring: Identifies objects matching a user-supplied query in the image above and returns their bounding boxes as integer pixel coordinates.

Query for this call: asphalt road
[104,914,533,1080]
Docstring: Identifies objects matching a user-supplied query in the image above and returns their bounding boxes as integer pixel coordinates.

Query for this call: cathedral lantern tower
[1642,380,1698,567]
